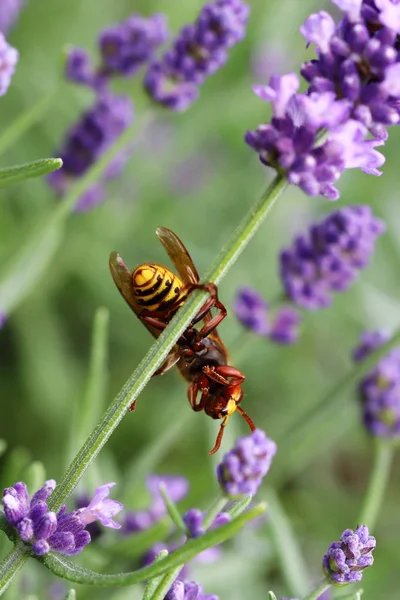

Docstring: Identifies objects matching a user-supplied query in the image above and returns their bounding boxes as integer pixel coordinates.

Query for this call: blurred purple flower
[99,13,169,78]
[48,92,134,211]
[245,74,385,199]
[233,287,269,335]
[233,287,301,344]
[251,40,291,81]
[0,33,18,95]
[165,580,218,600]
[0,0,25,34]
[122,474,189,535]
[322,524,375,584]
[353,330,400,438]
[183,507,231,563]
[352,329,389,362]
[65,47,98,88]
[280,205,385,310]
[217,429,277,497]
[2,480,122,556]
[144,0,250,111]
[269,306,301,345]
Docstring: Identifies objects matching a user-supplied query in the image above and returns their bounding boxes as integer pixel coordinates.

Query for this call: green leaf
[0,158,62,188]
[38,504,266,586]
[266,488,310,597]
[0,542,31,596]
[268,593,278,600]
[64,590,76,600]
[225,496,252,519]
[147,565,183,600]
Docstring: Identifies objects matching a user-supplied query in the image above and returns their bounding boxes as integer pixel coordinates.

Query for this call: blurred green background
[1,0,399,598]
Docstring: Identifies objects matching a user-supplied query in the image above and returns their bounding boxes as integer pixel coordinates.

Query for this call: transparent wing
[156,227,200,285]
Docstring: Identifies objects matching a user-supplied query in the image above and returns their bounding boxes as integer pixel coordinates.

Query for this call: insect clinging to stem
[109,226,255,454]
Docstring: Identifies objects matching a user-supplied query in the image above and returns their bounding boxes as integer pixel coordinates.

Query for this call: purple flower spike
[233,287,269,335]
[0,0,25,34]
[77,483,123,530]
[245,71,386,199]
[144,0,249,111]
[269,306,301,345]
[353,330,400,438]
[0,33,18,96]
[48,91,134,211]
[165,580,219,600]
[280,205,385,310]
[323,525,376,585]
[217,429,277,497]
[99,13,169,78]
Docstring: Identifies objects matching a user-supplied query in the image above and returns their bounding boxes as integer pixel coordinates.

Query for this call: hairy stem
[358,439,394,531]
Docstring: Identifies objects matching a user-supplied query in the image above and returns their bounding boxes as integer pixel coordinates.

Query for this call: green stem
[142,550,169,600]
[47,175,287,513]
[302,581,330,600]
[159,484,187,535]
[39,504,266,586]
[358,439,394,530]
[148,565,183,600]
[226,495,252,519]
[0,542,30,596]
[202,496,228,530]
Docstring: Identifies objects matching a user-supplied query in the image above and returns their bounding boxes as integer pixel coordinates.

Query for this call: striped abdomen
[131,263,186,317]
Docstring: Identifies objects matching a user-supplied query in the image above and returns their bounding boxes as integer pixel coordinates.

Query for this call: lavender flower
[323,524,376,584]
[0,33,18,96]
[280,205,385,310]
[2,481,122,556]
[99,13,169,77]
[0,0,25,34]
[48,92,134,211]
[233,287,269,335]
[122,474,189,535]
[165,580,218,600]
[144,0,250,111]
[245,74,385,200]
[353,330,400,438]
[217,429,277,497]
[301,2,400,140]
[234,287,302,344]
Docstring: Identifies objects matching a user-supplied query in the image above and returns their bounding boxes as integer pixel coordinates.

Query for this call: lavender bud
[217,429,277,497]
[322,525,376,585]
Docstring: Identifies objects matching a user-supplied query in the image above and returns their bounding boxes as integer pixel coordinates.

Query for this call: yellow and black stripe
[131,264,186,315]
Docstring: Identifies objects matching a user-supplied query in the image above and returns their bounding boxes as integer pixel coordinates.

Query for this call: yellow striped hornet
[109,227,255,454]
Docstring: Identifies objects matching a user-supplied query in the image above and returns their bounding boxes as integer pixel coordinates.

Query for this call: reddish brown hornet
[109,227,255,454]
